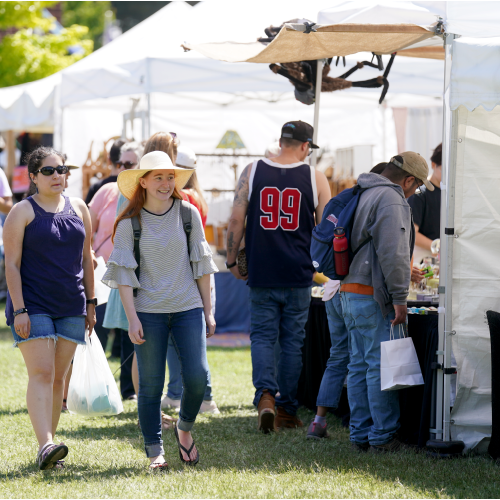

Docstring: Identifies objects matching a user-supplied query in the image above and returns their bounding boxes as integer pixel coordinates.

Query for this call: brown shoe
[275,406,303,429]
[257,390,276,434]
[370,438,407,454]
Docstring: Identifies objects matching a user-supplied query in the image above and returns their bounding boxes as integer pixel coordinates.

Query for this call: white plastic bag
[380,324,424,391]
[67,331,123,416]
[94,256,111,305]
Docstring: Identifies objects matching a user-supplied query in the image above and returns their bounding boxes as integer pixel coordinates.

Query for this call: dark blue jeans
[316,292,349,409]
[135,308,208,458]
[167,312,213,401]
[249,286,311,416]
[341,292,400,446]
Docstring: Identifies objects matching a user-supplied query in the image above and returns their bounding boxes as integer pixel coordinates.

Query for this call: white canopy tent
[438,34,500,453]
[0,0,444,203]
[185,0,500,454]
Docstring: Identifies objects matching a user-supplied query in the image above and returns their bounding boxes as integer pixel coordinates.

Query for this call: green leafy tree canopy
[61,1,112,51]
[0,1,92,88]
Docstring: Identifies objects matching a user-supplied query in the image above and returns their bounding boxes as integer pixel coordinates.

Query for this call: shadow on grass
[0,407,28,417]
[3,410,499,497]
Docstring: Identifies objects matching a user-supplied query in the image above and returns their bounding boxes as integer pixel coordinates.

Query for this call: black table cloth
[297,297,438,445]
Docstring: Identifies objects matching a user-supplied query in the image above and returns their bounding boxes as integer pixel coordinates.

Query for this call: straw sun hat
[117,150,194,200]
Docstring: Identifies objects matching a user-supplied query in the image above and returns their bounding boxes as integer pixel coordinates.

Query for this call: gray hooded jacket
[343,173,414,317]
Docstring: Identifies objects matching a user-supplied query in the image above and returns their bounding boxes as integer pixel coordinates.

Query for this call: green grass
[0,308,499,498]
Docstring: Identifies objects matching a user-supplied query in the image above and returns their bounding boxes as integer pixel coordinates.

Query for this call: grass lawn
[0,306,498,498]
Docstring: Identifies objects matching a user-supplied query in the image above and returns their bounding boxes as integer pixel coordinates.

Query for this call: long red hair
[112,171,183,242]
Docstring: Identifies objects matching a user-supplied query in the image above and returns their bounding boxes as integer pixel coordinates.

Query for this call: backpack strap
[131,215,141,298]
[180,200,192,257]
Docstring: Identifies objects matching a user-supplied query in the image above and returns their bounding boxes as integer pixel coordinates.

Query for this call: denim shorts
[11,314,86,348]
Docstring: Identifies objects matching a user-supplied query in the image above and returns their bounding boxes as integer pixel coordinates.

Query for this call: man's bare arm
[226,164,251,279]
[315,169,331,224]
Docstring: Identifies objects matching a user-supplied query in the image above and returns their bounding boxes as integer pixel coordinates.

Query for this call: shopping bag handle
[390,323,406,340]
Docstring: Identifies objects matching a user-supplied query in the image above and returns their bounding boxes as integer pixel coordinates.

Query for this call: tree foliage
[0,1,55,30]
[61,1,112,51]
[0,1,92,88]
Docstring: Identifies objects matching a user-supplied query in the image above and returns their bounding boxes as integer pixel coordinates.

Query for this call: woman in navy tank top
[3,146,96,470]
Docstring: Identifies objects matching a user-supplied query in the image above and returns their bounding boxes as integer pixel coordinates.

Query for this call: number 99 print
[259,187,302,231]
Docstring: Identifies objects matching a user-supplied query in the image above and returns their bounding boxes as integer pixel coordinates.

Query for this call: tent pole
[6,130,15,185]
[311,59,324,168]
[437,32,457,444]
[147,93,151,139]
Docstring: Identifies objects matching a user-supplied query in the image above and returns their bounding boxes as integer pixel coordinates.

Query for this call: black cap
[280,121,319,149]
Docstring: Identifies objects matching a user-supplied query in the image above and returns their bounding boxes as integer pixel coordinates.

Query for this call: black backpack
[131,200,192,297]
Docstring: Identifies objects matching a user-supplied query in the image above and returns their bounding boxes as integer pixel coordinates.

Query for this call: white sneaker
[161,395,181,410]
[199,400,220,414]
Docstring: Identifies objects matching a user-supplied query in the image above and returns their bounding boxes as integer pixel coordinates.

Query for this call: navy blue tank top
[6,196,87,325]
[245,158,317,288]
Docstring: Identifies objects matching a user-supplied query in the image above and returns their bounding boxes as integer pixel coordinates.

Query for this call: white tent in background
[0,0,444,203]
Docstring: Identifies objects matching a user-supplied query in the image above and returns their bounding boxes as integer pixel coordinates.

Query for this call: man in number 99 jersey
[226,121,331,433]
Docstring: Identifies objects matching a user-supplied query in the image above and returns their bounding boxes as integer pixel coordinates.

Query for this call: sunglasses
[35,165,69,176]
[116,161,137,169]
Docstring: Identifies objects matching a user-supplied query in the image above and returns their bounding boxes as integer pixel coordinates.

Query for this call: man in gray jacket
[340,152,432,453]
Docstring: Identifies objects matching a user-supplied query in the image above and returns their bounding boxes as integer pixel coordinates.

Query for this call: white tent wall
[443,34,500,452]
[405,107,443,167]
[449,104,500,452]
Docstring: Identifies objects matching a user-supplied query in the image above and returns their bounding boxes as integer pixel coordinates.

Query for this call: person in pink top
[88,182,119,262]
[88,141,143,401]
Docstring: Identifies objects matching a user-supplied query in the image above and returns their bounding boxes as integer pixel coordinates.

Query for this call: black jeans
[94,303,135,399]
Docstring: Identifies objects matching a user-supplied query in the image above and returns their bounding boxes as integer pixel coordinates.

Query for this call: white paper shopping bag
[380,324,424,391]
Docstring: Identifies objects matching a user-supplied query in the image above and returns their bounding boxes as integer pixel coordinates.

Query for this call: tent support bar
[436,32,457,444]
[311,59,323,168]
[147,93,151,139]
[443,107,458,442]
[6,130,15,184]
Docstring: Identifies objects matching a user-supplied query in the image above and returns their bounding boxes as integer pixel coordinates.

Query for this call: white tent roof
[0,0,446,132]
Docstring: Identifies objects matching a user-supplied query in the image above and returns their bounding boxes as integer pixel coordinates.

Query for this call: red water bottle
[333,227,349,276]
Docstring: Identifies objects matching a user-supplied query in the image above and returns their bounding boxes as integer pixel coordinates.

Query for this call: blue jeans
[340,292,400,446]
[135,308,208,458]
[249,286,311,415]
[316,293,349,409]
[167,313,213,401]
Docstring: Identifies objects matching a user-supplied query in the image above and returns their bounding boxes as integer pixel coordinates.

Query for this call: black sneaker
[306,420,329,440]
[370,438,406,454]
[351,441,370,452]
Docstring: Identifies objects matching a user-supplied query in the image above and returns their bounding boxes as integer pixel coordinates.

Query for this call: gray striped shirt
[102,199,218,313]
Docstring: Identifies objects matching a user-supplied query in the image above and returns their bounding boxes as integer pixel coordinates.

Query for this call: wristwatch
[86,298,98,306]
[13,308,28,317]
[225,261,237,269]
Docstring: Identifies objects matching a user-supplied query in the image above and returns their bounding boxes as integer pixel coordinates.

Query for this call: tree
[0,1,92,88]
[61,1,112,51]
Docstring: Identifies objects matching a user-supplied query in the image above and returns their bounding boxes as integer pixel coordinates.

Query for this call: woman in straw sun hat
[102,150,218,470]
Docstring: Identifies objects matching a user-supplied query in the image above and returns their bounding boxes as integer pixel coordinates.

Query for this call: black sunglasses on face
[116,161,137,169]
[36,165,69,176]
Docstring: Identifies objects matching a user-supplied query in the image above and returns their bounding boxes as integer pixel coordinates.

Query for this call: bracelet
[86,298,98,306]
[225,261,237,269]
[13,308,28,317]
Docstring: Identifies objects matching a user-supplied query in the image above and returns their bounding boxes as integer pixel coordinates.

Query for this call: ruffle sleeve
[102,248,141,289]
[190,239,219,279]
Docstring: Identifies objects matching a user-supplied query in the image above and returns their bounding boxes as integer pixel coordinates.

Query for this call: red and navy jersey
[245,158,318,288]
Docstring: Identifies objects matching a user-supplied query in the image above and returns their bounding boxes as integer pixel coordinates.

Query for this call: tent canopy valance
[183,23,442,64]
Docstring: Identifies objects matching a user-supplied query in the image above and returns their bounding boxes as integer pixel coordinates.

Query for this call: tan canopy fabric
[183,23,442,63]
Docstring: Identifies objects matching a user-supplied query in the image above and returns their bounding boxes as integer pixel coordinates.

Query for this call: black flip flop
[174,425,199,466]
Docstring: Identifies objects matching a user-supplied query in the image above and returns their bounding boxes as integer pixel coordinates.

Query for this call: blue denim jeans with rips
[135,308,208,458]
